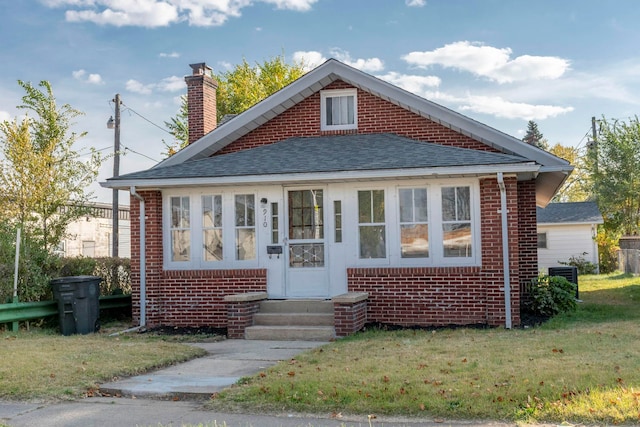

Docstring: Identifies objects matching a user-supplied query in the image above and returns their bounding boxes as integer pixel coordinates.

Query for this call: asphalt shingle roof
[111,133,529,182]
[537,202,603,224]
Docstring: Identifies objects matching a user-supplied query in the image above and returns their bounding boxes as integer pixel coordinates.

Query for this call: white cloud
[293,50,326,71]
[126,79,154,95]
[46,0,317,27]
[125,75,184,95]
[157,76,184,92]
[458,95,574,120]
[87,73,104,84]
[0,110,11,122]
[377,71,441,93]
[263,0,317,11]
[330,48,384,72]
[294,48,384,73]
[429,92,574,120]
[405,0,426,7]
[65,0,179,27]
[72,69,104,84]
[218,61,233,71]
[402,41,570,84]
[159,51,180,58]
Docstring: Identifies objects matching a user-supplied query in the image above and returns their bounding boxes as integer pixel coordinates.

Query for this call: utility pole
[108,94,121,257]
[591,116,598,187]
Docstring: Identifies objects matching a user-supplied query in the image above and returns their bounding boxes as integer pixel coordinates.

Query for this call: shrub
[0,224,61,303]
[57,256,131,295]
[525,275,577,317]
[559,253,598,275]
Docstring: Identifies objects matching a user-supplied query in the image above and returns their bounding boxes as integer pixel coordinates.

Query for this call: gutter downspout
[130,186,146,328]
[497,173,512,329]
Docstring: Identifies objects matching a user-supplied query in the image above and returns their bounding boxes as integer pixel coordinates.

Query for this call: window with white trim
[235,194,256,260]
[358,189,386,258]
[165,191,258,269]
[170,196,191,262]
[441,186,472,258]
[320,89,357,131]
[202,195,222,261]
[399,187,429,258]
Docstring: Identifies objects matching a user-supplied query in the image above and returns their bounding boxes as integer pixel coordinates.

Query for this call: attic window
[320,89,357,131]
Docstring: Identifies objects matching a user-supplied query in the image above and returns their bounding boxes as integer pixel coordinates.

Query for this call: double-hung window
[320,89,357,131]
[399,188,429,258]
[441,186,472,258]
[170,196,191,262]
[358,190,386,258]
[235,194,256,260]
[202,195,223,261]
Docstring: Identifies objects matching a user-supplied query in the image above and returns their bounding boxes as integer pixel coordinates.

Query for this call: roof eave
[101,162,539,190]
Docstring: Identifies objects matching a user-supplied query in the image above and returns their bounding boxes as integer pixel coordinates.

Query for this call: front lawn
[0,328,206,400]
[208,273,640,425]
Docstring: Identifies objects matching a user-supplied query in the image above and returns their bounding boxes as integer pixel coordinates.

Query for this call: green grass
[0,327,206,400]
[208,273,640,425]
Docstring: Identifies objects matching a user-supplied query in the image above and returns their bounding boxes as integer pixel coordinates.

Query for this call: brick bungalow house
[102,59,572,339]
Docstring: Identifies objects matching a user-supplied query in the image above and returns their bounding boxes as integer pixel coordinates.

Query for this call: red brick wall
[517,180,539,303]
[129,191,267,327]
[126,80,537,329]
[186,72,217,144]
[217,81,500,155]
[347,176,522,328]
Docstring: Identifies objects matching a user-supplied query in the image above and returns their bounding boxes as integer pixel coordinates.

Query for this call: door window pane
[288,190,324,240]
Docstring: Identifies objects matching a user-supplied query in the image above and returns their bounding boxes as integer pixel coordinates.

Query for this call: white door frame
[283,186,330,298]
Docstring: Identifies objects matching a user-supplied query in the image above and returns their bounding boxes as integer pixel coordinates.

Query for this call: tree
[164,54,307,154]
[522,120,548,150]
[0,80,103,251]
[163,94,189,157]
[585,116,640,236]
[549,143,590,202]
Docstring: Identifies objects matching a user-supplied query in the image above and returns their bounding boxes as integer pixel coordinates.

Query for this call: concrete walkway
[0,339,553,427]
[100,339,325,399]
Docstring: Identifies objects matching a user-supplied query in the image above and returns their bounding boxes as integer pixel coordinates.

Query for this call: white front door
[284,188,329,297]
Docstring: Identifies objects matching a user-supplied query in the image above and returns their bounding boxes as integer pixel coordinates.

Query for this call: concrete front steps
[244,300,335,341]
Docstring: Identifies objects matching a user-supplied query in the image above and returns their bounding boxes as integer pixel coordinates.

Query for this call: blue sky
[1,0,639,202]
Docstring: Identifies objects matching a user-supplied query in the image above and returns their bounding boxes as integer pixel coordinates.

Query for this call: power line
[121,102,173,135]
[122,145,159,163]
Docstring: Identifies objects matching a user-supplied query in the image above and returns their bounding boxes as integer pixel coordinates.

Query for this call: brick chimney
[185,62,218,144]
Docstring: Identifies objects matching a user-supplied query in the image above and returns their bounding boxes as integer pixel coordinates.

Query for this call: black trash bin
[50,276,102,336]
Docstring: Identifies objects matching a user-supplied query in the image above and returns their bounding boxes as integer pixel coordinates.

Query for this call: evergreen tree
[522,120,548,150]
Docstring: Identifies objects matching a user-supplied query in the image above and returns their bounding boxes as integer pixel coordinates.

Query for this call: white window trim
[397,185,431,263]
[354,187,390,266]
[163,190,259,270]
[320,88,358,131]
[349,180,481,268]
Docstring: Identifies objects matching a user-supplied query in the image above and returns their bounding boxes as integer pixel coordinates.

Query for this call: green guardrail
[0,294,132,331]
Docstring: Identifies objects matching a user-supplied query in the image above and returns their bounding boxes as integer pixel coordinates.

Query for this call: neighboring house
[536,202,603,272]
[102,59,572,337]
[58,203,131,258]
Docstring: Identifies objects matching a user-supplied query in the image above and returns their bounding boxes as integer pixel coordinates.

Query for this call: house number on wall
[262,208,268,228]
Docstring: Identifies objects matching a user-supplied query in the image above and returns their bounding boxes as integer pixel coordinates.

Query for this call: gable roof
[537,202,603,225]
[102,59,572,205]
[108,133,536,187]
